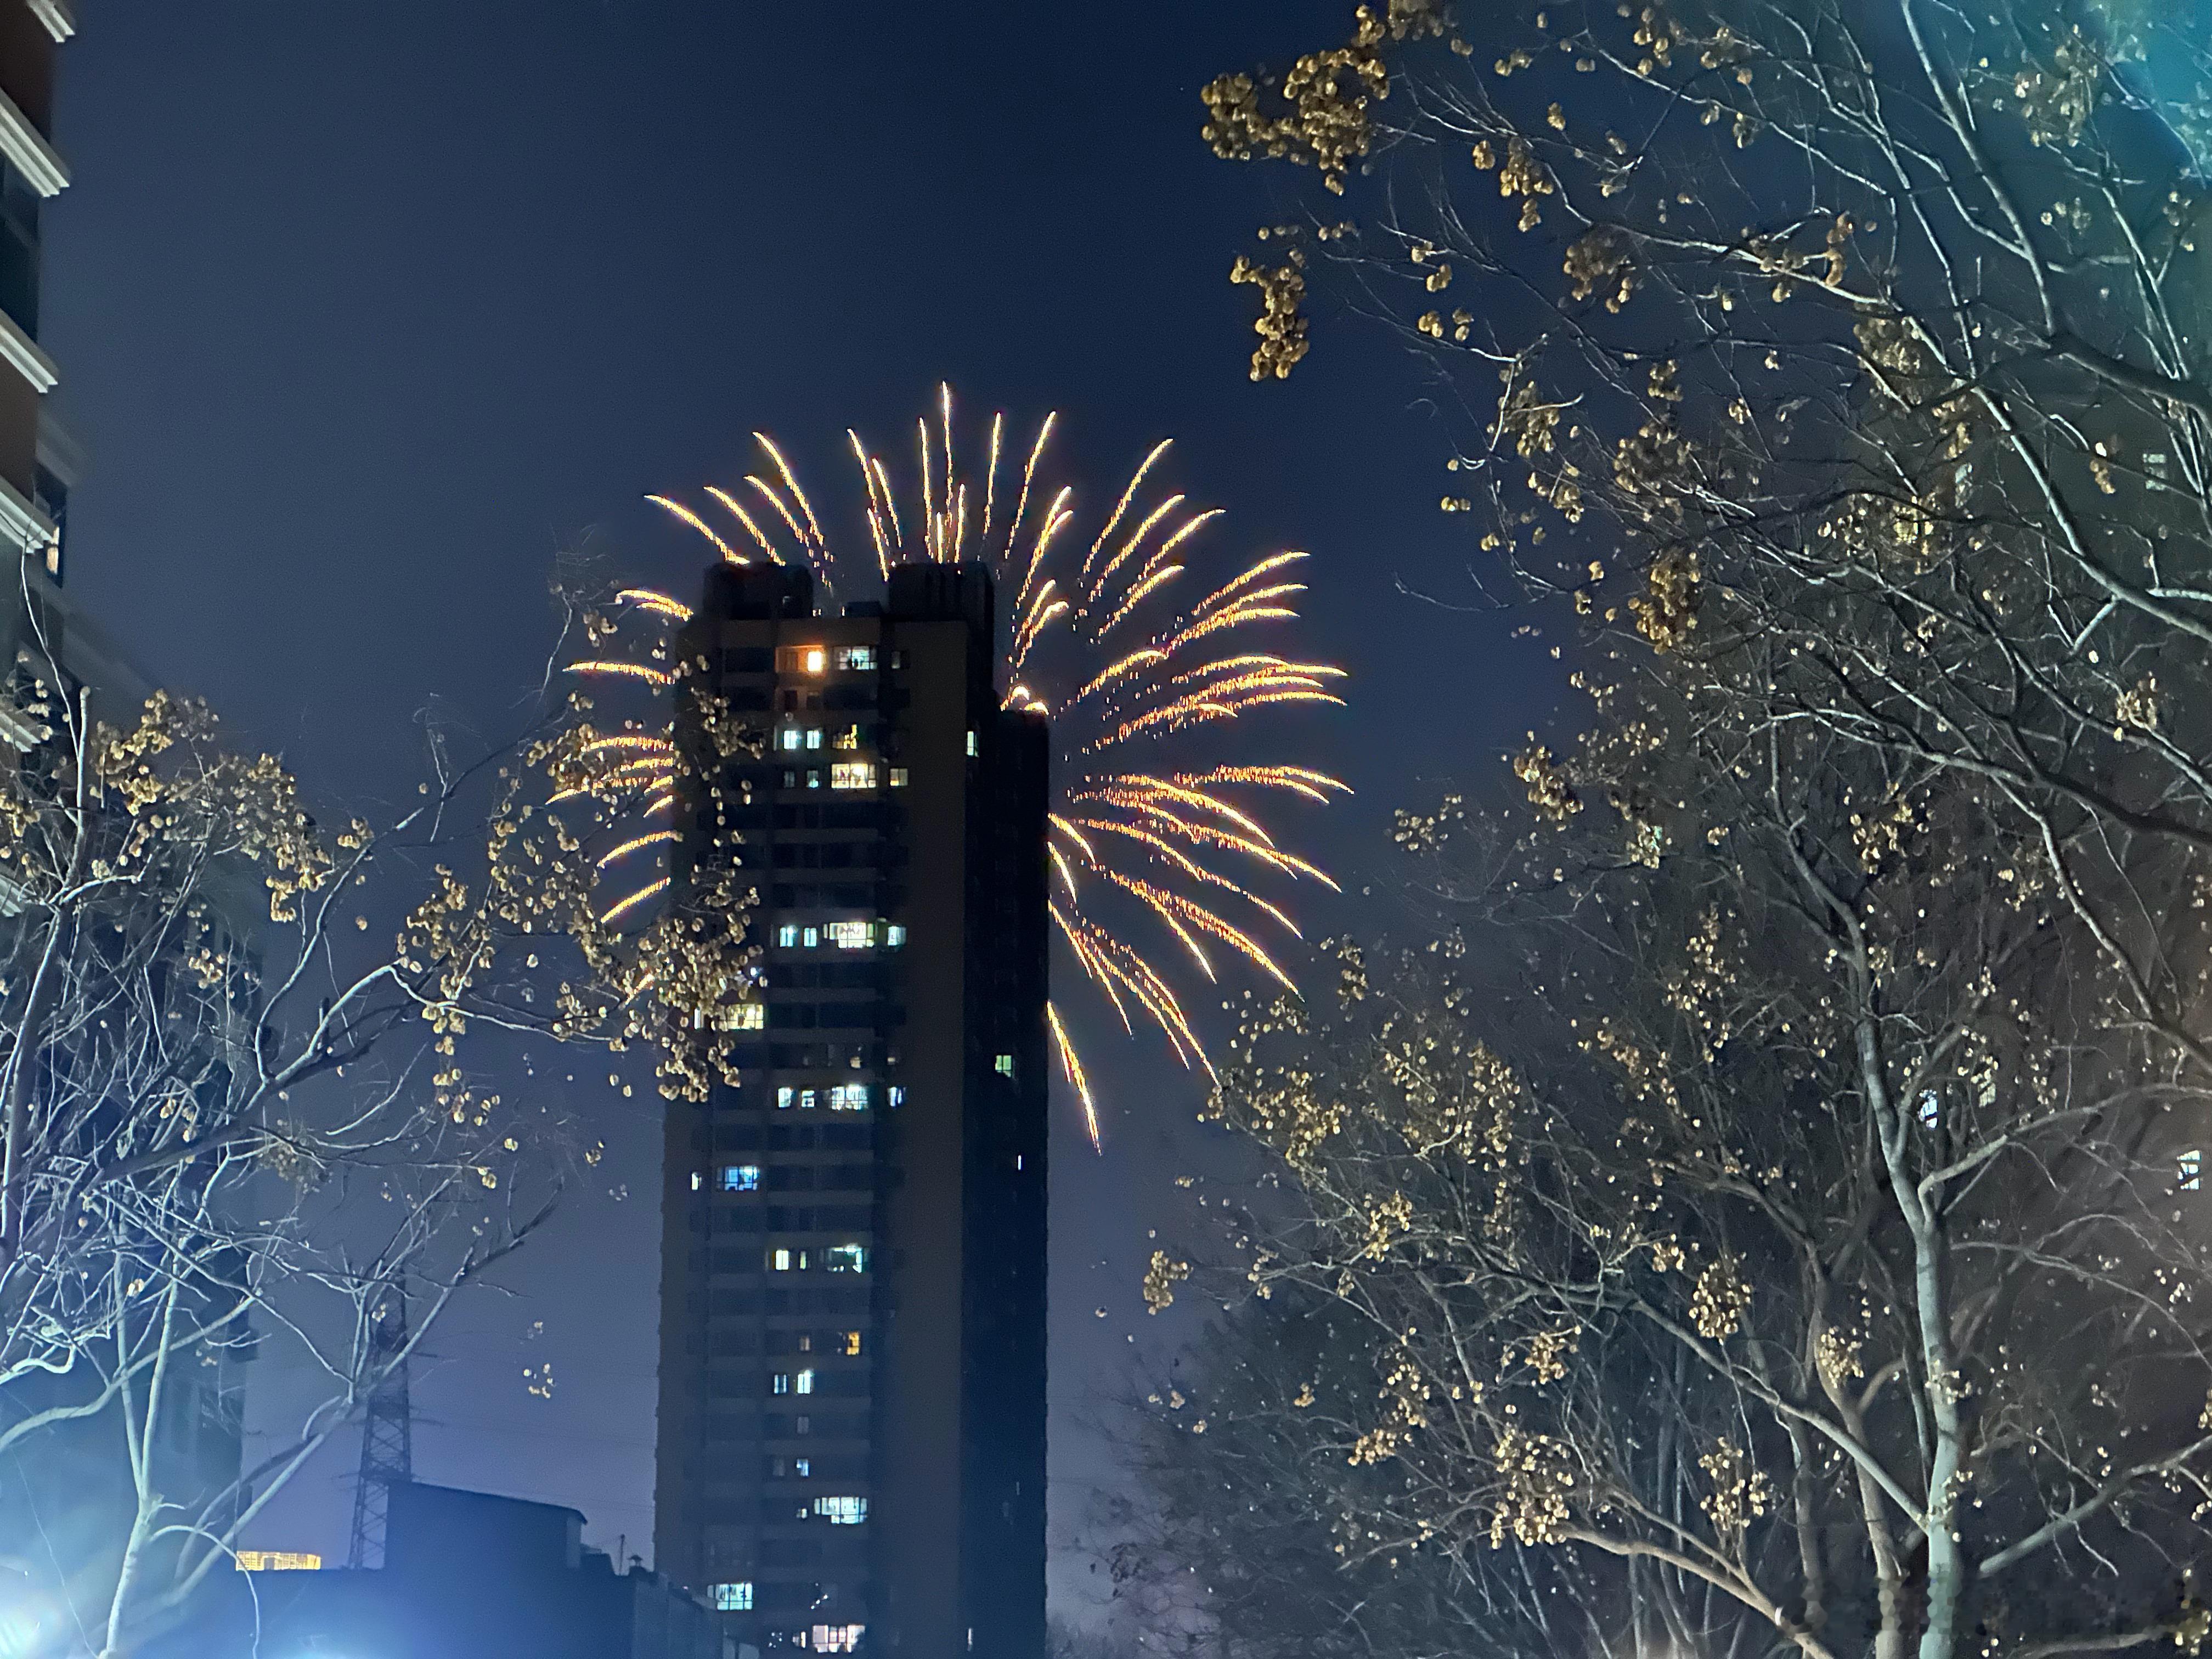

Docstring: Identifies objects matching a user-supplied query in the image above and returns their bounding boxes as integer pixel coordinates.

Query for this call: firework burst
[574,387,1347,1148]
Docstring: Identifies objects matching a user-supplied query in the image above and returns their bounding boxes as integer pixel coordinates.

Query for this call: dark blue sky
[45,0,1538,1598]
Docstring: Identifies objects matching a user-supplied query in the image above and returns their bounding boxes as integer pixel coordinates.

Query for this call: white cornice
[25,0,74,43]
[0,307,53,393]
[0,471,54,554]
[0,86,64,196]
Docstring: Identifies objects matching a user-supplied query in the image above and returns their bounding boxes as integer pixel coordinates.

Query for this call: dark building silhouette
[247,1482,719,1659]
[654,562,1049,1659]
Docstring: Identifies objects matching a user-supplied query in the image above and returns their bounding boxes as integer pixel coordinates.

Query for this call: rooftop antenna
[346,1290,414,1568]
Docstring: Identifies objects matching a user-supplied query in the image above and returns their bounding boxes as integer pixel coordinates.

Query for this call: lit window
[842,1331,862,1356]
[804,927,820,948]
[888,1086,906,1109]
[826,921,876,950]
[833,724,862,751]
[885,924,907,948]
[836,646,876,670]
[806,728,823,751]
[770,1249,794,1272]
[711,1583,754,1612]
[773,1373,791,1395]
[966,731,979,757]
[798,1334,812,1352]
[2183,1150,2203,1192]
[814,1497,868,1526]
[795,1457,811,1477]
[795,1368,816,1395]
[800,1088,818,1110]
[823,1244,867,1274]
[733,1003,765,1031]
[889,767,910,788]
[690,1171,703,1191]
[1917,1091,1939,1129]
[830,761,877,791]
[780,729,803,752]
[812,1624,866,1653]
[828,1084,869,1112]
[808,770,822,789]
[994,1054,1014,1077]
[234,1552,321,1572]
[782,769,798,789]
[777,924,800,948]
[805,648,826,674]
[778,1087,794,1110]
[724,1165,761,1192]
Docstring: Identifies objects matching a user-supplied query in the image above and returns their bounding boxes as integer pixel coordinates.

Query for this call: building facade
[655,561,1049,1659]
[243,1482,721,1659]
[0,0,148,748]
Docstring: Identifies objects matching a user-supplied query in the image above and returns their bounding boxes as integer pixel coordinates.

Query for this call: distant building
[249,1482,720,1659]
[654,562,1049,1658]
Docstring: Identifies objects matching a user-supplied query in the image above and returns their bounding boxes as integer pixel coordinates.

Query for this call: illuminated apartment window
[723,1165,761,1192]
[828,1084,868,1112]
[994,1054,1015,1077]
[885,924,907,948]
[888,767,910,788]
[795,1368,816,1395]
[836,646,876,670]
[803,926,820,948]
[813,1496,868,1526]
[812,1624,866,1654]
[823,1244,867,1274]
[777,924,800,948]
[234,1552,322,1572]
[830,761,877,791]
[1917,1091,1939,1129]
[798,1334,813,1352]
[826,921,876,950]
[779,729,804,752]
[833,724,862,751]
[807,729,823,751]
[2183,1149,2203,1192]
[888,1086,906,1109]
[711,1583,754,1612]
[841,1331,862,1356]
[777,1087,793,1110]
[808,770,822,789]
[777,645,829,675]
[795,1457,811,1477]
[733,1003,765,1031]
[771,1248,809,1272]
[967,730,979,757]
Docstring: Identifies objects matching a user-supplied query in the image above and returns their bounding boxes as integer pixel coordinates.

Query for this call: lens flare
[585,388,1346,1148]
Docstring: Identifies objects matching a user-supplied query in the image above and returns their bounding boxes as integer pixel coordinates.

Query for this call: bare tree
[0,596,760,1656]
[1170,7,2212,1659]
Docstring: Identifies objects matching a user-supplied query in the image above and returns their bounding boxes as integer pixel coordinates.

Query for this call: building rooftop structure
[242,1482,722,1659]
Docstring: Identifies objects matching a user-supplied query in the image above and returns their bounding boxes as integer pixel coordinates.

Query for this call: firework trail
[574,387,1347,1148]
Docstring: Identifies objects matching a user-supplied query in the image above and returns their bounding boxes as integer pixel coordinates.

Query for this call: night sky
[45,0,1537,1613]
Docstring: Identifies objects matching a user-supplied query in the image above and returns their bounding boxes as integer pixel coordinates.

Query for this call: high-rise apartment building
[655,561,1049,1659]
[0,0,145,743]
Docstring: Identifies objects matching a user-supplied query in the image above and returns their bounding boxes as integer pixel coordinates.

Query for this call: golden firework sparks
[585,387,1347,1149]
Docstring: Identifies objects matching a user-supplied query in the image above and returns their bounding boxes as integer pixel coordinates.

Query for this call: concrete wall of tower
[656,561,1048,1659]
